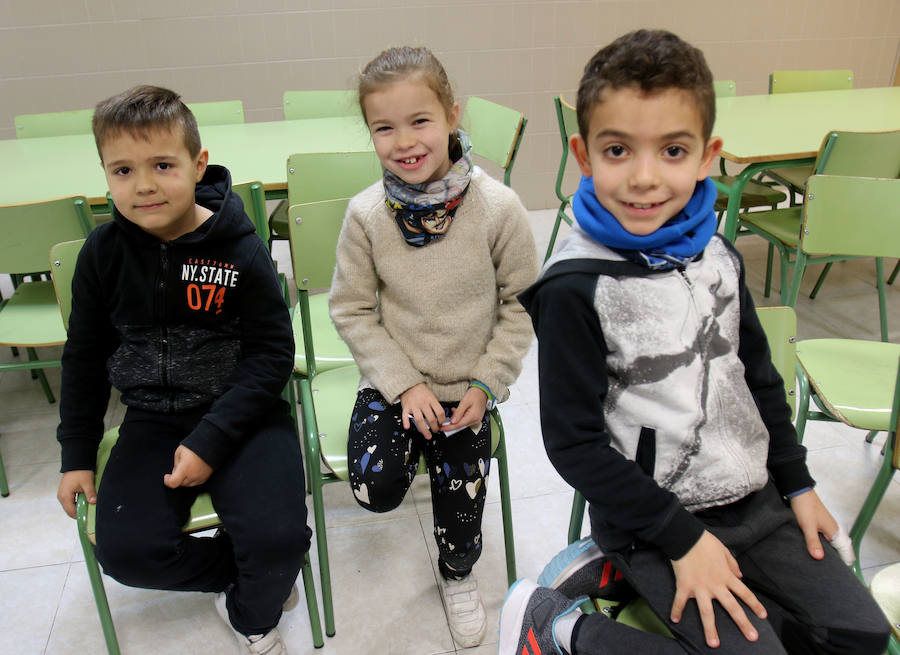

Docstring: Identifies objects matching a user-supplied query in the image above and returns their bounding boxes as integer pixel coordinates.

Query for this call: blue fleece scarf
[572,176,718,270]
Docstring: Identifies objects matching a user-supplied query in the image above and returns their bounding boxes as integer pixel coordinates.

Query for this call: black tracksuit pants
[94,404,311,637]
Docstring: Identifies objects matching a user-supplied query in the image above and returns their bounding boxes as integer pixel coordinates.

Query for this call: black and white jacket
[519,226,813,560]
[58,165,294,474]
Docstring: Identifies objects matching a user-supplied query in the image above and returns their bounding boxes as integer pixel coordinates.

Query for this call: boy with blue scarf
[501,30,890,655]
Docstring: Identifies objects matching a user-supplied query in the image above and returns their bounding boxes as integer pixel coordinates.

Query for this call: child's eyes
[604,145,628,158]
[413,118,430,126]
[663,145,687,158]
[372,125,392,134]
[114,167,131,176]
[156,162,172,171]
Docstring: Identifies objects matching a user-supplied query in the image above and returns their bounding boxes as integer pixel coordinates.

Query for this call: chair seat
[764,165,813,192]
[309,364,500,480]
[292,293,354,376]
[870,563,900,641]
[796,339,900,431]
[85,427,221,543]
[713,176,787,209]
[739,206,802,245]
[0,281,67,346]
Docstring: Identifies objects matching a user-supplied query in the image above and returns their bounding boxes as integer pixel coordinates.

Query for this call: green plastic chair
[292,196,517,638]
[186,100,245,126]
[0,196,93,406]
[285,152,383,379]
[14,108,94,138]
[565,306,798,633]
[461,96,527,187]
[738,129,900,302]
[791,175,900,577]
[267,90,364,241]
[48,238,324,654]
[762,69,855,199]
[282,90,359,120]
[545,96,579,262]
[298,366,516,639]
[231,180,269,244]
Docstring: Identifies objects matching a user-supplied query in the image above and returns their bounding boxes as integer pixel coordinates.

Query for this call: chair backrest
[14,108,94,138]
[713,80,737,98]
[756,306,798,417]
[49,239,86,329]
[232,180,269,242]
[813,129,900,178]
[0,196,93,274]
[553,95,579,203]
[288,198,351,292]
[801,175,900,259]
[461,96,527,185]
[286,150,382,207]
[769,69,853,94]
[282,90,359,120]
[187,100,245,126]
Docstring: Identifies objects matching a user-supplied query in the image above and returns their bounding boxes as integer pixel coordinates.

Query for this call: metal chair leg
[491,409,517,585]
[298,378,336,637]
[77,495,122,655]
[568,491,586,545]
[300,552,324,648]
[25,347,55,403]
[0,449,9,497]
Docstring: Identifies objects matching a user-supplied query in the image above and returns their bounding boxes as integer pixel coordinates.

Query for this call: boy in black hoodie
[56,85,310,655]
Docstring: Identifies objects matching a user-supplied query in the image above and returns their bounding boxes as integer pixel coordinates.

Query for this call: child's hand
[400,383,445,440]
[670,530,767,648]
[448,386,487,432]
[163,445,213,488]
[789,489,841,561]
[57,470,97,519]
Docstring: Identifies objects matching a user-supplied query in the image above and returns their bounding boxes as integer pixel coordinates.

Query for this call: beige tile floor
[1,209,898,655]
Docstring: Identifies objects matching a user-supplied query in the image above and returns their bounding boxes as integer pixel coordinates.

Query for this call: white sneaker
[215,592,288,655]
[437,573,487,648]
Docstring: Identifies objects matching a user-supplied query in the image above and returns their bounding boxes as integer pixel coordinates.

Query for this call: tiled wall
[2,0,899,208]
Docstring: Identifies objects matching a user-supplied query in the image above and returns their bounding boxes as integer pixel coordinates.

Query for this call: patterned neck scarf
[383,130,473,247]
[572,176,718,270]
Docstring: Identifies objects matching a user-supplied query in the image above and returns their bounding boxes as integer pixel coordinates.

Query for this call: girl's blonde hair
[358,46,455,122]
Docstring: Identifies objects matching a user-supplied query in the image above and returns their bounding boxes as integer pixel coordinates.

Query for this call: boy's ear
[570,134,593,178]
[194,148,209,182]
[697,136,724,180]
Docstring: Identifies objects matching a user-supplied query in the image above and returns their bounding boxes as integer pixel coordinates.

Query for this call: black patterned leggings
[347,387,491,578]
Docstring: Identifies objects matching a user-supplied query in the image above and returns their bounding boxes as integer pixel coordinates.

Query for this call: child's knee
[95,534,172,586]
[350,473,410,513]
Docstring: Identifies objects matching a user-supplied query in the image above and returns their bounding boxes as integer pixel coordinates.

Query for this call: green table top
[0,116,373,206]
[714,86,900,164]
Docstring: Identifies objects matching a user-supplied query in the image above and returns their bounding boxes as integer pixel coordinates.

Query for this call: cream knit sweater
[329,168,539,405]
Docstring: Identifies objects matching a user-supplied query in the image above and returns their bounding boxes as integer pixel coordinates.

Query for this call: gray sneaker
[498,579,586,655]
[539,537,632,601]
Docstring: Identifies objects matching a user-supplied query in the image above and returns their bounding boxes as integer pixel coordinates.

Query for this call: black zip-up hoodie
[58,165,294,472]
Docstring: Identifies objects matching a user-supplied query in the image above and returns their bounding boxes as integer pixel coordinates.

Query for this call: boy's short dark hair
[577,30,715,142]
[92,85,201,160]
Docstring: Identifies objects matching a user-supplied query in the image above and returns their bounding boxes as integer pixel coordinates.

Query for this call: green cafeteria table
[712,86,900,242]
[0,115,373,211]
